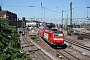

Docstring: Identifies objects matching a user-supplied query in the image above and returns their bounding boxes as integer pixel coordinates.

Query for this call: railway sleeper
[83,47,90,51]
[74,44,90,51]
[65,40,71,43]
[65,38,90,52]
[22,45,29,48]
[29,49,40,53]
[30,44,35,46]
[66,41,90,51]
[65,38,85,46]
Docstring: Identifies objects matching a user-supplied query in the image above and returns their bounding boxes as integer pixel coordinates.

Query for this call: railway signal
[18,28,24,49]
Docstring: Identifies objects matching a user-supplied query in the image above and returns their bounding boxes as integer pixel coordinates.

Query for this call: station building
[0,7,17,26]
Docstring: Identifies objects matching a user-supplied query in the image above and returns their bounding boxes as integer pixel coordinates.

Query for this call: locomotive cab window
[44,30,50,32]
[54,31,63,36]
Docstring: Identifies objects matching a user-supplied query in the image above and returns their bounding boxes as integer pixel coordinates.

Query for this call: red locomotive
[39,26,66,48]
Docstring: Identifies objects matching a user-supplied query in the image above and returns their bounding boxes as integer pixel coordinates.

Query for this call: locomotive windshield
[54,31,63,36]
[44,30,50,32]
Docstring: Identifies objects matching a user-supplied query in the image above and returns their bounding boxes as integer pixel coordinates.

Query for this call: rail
[65,38,90,51]
[22,32,52,60]
[56,49,80,60]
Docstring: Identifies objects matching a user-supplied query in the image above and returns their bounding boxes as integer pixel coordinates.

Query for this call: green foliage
[25,20,29,22]
[31,36,38,40]
[77,36,83,40]
[65,27,69,31]
[0,18,12,33]
[70,30,74,33]
[67,29,74,35]
[0,18,31,60]
[67,32,71,35]
[0,54,10,60]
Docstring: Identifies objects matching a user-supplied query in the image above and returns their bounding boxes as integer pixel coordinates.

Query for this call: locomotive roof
[50,28,59,31]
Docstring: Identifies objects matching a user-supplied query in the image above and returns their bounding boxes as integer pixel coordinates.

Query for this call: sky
[1,0,90,24]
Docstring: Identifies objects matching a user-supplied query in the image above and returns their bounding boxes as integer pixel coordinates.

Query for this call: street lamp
[86,6,90,19]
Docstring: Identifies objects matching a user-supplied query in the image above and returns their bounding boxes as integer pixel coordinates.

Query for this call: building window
[13,16,17,22]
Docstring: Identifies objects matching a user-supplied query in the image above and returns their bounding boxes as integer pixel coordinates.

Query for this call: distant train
[39,26,66,48]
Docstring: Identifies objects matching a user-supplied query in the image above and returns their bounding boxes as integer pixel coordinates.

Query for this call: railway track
[22,32,52,60]
[56,49,80,60]
[28,30,79,60]
[74,31,90,39]
[81,33,90,39]
[65,37,90,51]
[25,30,90,60]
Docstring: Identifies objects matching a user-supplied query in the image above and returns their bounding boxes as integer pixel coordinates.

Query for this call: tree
[0,18,31,60]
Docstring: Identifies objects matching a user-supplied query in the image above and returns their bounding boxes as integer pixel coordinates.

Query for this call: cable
[2,6,35,7]
[45,7,62,13]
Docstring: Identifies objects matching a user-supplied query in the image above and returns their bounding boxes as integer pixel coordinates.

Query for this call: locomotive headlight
[54,38,63,40]
[60,38,63,40]
[58,34,63,36]
[54,38,58,40]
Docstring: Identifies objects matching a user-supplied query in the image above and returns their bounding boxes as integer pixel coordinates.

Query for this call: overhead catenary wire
[41,2,61,13]
[45,7,62,13]
[2,6,35,7]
